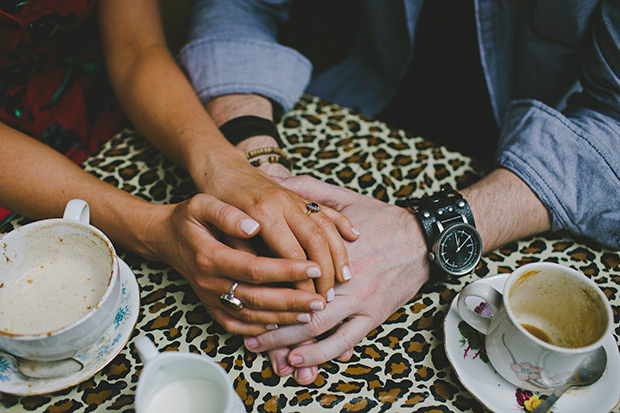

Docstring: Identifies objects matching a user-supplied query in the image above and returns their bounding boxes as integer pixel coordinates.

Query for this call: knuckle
[243,258,264,283]
[306,227,327,246]
[214,203,237,226]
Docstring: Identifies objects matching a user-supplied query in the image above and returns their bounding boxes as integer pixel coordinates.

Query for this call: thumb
[190,194,260,239]
[278,175,357,209]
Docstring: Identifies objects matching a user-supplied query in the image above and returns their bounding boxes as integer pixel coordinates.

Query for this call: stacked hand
[242,175,431,384]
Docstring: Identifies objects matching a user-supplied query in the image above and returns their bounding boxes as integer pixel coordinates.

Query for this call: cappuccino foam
[0,229,112,335]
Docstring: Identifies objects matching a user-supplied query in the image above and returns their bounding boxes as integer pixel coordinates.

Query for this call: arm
[244,172,550,383]
[496,2,620,249]
[0,121,331,335]
[180,0,311,115]
[98,0,356,298]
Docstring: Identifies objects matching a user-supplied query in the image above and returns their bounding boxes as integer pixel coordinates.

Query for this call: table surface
[1,95,619,413]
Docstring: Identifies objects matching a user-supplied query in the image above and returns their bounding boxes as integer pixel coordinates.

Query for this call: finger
[336,348,354,362]
[305,207,353,283]
[232,284,326,312]
[294,365,318,385]
[243,300,352,351]
[267,348,294,377]
[320,205,360,242]
[211,308,270,336]
[287,317,372,367]
[287,207,336,297]
[208,245,322,284]
[277,175,358,209]
[189,193,261,238]
[222,306,315,326]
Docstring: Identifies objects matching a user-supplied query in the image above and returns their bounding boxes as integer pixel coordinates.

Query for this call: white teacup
[457,262,612,391]
[0,199,121,361]
[134,336,245,413]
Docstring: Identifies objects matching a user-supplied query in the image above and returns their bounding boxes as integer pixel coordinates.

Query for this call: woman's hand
[196,153,359,301]
[145,193,335,336]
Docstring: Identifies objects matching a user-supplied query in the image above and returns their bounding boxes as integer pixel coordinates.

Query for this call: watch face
[434,223,482,276]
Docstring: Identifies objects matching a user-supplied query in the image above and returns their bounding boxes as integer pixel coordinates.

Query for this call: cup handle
[63,199,90,224]
[456,282,503,335]
[135,336,160,365]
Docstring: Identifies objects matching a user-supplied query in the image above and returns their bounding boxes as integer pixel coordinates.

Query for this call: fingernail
[297,313,311,323]
[352,227,361,236]
[342,265,352,281]
[266,324,279,330]
[295,367,314,383]
[244,337,259,351]
[290,355,304,367]
[306,267,321,278]
[276,357,293,376]
[240,218,259,235]
[326,288,335,302]
[309,301,324,311]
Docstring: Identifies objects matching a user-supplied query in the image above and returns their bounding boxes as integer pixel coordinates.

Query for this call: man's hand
[243,176,430,382]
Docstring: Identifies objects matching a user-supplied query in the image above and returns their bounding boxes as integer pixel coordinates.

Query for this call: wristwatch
[405,188,482,278]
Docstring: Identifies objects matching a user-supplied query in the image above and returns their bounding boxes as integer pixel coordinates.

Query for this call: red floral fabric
[0,0,125,223]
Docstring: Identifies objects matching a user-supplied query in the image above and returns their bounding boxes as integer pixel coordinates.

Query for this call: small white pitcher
[134,336,245,413]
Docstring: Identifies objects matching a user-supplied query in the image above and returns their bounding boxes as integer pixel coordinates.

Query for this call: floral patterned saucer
[0,259,139,396]
[444,274,620,413]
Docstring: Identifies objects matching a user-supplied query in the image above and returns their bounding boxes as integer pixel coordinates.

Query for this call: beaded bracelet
[245,146,288,160]
[249,154,293,170]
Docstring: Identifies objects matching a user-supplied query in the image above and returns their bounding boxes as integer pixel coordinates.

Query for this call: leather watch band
[405,188,476,249]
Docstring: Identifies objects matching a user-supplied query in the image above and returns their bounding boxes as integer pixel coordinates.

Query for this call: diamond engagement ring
[305,201,321,216]
[219,282,244,311]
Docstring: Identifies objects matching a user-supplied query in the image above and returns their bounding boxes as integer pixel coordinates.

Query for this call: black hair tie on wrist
[219,115,284,147]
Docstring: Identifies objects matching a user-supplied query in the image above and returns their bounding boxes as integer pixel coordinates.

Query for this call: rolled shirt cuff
[179,37,312,113]
[497,99,620,249]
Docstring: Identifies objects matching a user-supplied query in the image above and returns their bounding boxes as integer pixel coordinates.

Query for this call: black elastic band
[219,116,284,147]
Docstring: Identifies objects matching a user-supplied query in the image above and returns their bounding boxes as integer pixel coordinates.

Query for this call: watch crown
[428,251,436,261]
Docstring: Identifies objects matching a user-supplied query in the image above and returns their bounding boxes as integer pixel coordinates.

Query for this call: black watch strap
[405,188,476,249]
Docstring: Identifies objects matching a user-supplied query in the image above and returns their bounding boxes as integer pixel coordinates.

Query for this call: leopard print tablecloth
[1,95,619,413]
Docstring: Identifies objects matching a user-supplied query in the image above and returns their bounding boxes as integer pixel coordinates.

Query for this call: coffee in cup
[0,199,121,361]
[456,262,612,391]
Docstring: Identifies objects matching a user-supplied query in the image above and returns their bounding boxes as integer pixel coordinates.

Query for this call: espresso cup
[0,199,121,361]
[457,262,612,391]
[134,336,245,413]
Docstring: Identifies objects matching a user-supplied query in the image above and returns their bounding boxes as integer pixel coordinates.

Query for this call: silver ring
[305,201,321,216]
[219,282,244,311]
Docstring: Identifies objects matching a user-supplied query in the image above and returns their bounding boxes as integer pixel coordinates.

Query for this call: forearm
[0,124,160,259]
[461,168,551,253]
[98,0,246,186]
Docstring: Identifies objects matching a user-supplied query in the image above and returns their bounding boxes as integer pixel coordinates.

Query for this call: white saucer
[444,273,620,413]
[0,259,139,396]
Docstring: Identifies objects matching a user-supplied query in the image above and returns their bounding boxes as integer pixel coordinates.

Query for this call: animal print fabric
[1,95,619,412]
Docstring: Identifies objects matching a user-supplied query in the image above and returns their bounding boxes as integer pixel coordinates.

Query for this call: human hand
[243,176,430,383]
[146,193,335,336]
[198,154,359,300]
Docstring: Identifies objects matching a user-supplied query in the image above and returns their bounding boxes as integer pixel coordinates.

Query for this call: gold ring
[305,202,321,216]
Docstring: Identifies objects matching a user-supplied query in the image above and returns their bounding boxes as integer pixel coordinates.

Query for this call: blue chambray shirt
[180,0,620,249]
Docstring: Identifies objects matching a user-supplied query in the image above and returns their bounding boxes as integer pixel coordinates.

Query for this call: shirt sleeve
[178,0,312,113]
[497,1,620,249]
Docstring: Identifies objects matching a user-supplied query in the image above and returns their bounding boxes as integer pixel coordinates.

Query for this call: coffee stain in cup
[521,323,552,344]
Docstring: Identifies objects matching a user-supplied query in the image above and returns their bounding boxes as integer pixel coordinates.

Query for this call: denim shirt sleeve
[178,0,312,113]
[497,2,620,249]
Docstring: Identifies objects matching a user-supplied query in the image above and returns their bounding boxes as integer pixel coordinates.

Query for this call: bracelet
[245,146,288,160]
[249,154,293,170]
[219,115,284,147]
